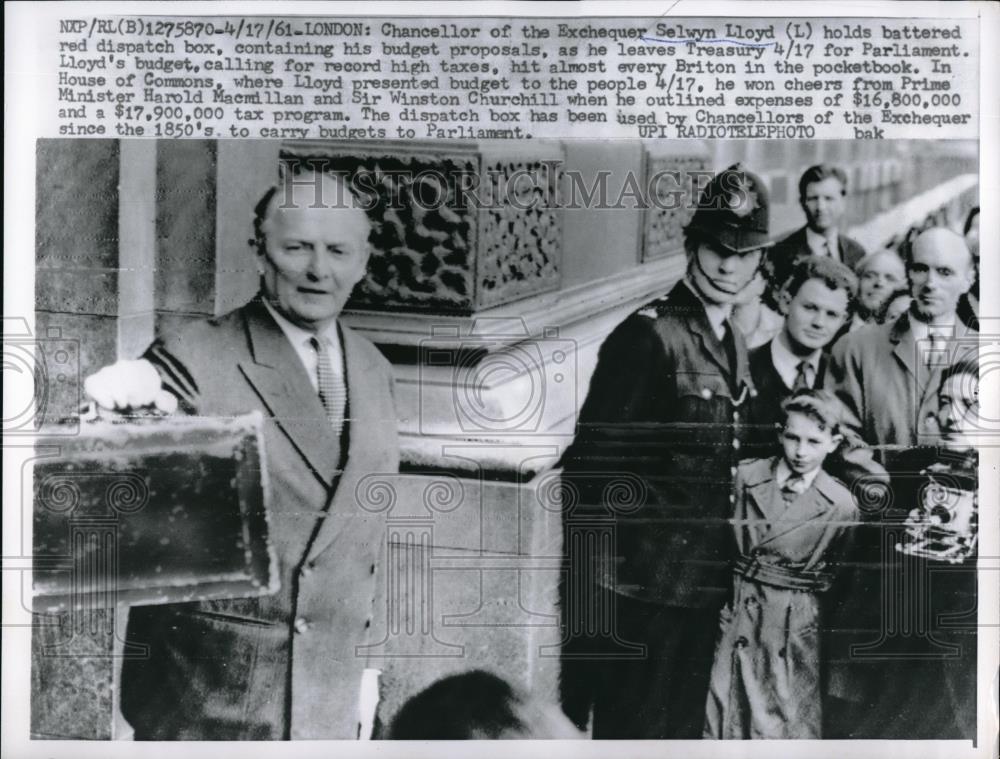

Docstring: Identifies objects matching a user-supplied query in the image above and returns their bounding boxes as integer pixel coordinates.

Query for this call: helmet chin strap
[690,249,755,305]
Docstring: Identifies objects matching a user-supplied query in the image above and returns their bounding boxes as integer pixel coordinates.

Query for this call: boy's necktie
[781,473,808,501]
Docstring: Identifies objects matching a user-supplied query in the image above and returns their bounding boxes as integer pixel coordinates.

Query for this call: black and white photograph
[4,3,998,757]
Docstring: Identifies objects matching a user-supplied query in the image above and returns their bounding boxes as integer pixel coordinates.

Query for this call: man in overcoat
[829,227,978,462]
[84,171,399,739]
[824,226,978,737]
[559,164,771,738]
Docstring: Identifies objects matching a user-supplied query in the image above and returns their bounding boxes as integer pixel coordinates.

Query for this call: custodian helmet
[685,163,772,254]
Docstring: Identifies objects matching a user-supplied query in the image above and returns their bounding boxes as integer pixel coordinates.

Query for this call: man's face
[690,241,762,306]
[908,234,975,321]
[937,372,979,450]
[781,411,841,475]
[858,253,906,315]
[259,193,370,332]
[802,177,846,235]
[783,278,850,353]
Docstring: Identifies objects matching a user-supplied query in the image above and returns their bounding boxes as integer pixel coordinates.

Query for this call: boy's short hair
[781,388,842,435]
[781,255,859,307]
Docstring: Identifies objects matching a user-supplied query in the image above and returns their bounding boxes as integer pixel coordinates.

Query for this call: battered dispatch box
[31,411,277,611]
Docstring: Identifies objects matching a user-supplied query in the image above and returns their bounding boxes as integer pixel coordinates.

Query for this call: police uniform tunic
[560,279,755,738]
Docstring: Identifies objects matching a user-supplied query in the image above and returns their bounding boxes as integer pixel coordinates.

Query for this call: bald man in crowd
[84,171,399,739]
[849,249,906,331]
[829,227,978,461]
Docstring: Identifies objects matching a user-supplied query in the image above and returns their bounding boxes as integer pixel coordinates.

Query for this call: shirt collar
[908,312,955,343]
[805,226,838,256]
[262,299,343,375]
[775,457,821,490]
[770,333,821,390]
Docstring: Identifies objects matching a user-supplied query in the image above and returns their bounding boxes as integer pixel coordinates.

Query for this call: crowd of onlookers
[393,165,981,741]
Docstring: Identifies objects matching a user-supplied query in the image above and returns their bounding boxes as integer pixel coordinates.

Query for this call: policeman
[559,164,771,738]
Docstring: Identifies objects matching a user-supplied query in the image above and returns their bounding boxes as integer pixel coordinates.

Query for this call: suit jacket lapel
[746,468,783,524]
[674,282,734,378]
[238,301,342,487]
[816,353,829,389]
[306,327,389,563]
[891,313,918,382]
[692,316,732,377]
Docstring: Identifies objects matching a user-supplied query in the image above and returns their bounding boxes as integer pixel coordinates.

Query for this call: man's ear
[775,287,792,315]
[960,262,976,294]
[827,433,844,453]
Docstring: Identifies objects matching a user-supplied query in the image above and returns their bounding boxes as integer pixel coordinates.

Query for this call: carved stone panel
[280,141,563,314]
[641,149,710,262]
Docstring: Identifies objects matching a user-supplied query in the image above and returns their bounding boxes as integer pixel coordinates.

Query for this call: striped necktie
[310,335,346,437]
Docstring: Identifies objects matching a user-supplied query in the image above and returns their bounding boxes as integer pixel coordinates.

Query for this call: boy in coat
[704,389,857,739]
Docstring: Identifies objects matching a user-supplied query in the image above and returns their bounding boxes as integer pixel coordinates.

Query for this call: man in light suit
[828,227,978,462]
[766,165,867,301]
[85,171,399,739]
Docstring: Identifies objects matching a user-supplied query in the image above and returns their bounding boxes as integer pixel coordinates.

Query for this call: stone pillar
[153,140,281,336]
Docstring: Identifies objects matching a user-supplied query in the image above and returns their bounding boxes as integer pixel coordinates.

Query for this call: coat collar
[889,310,978,388]
[744,458,837,539]
[669,280,749,387]
[889,311,918,380]
[237,299,343,486]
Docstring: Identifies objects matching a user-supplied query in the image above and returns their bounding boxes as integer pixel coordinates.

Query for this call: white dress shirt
[775,457,821,492]
[908,315,955,368]
[770,333,822,391]
[262,299,344,391]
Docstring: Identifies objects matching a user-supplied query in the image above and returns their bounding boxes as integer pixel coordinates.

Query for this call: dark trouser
[561,593,719,739]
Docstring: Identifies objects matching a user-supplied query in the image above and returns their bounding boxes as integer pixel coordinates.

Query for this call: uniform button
[701,387,713,400]
[370,563,376,575]
[364,618,371,629]
[300,563,314,577]
[732,439,741,451]
[294,617,310,634]
[730,466,738,477]
[735,636,749,649]
[732,411,740,423]
[729,494,736,504]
